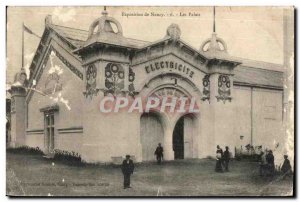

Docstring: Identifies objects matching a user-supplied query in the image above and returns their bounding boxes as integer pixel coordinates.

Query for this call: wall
[233,86,252,150]
[26,40,84,154]
[25,134,44,149]
[55,133,82,154]
[253,88,283,149]
[81,93,142,163]
[233,86,283,153]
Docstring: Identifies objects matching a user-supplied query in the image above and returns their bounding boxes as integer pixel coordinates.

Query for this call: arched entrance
[140,112,164,161]
[173,114,198,159]
[138,73,202,161]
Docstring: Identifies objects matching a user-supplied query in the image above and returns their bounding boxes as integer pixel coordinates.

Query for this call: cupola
[85,7,123,45]
[200,7,228,58]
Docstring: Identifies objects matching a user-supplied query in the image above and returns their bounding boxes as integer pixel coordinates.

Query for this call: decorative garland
[216,74,232,103]
[84,63,99,99]
[128,67,137,97]
[104,63,125,96]
[201,74,210,101]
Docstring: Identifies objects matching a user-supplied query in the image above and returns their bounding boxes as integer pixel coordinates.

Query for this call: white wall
[26,41,84,153]
[233,86,284,153]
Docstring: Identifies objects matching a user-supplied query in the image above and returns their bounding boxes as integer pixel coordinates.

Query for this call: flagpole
[22,22,24,69]
[213,6,216,33]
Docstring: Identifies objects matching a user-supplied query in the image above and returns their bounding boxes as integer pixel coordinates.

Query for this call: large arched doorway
[140,112,164,161]
[173,114,198,159]
[138,73,202,161]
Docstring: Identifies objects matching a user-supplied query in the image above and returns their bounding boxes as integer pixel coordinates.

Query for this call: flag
[23,24,41,38]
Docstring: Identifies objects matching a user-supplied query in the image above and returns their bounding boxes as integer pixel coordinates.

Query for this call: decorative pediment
[26,45,83,102]
[131,53,206,96]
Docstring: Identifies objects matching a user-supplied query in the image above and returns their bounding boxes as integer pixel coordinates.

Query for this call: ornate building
[9,10,284,163]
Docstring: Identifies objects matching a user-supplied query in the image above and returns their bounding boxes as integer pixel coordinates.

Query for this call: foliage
[235,145,263,162]
[53,149,82,165]
[7,146,44,155]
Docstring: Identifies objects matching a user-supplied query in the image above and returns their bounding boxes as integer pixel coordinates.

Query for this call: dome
[200,32,228,57]
[86,9,123,42]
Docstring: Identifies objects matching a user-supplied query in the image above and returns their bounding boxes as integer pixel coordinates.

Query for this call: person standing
[266,150,275,175]
[215,145,223,172]
[259,150,268,177]
[121,155,134,189]
[281,155,292,177]
[223,146,230,172]
[154,143,164,164]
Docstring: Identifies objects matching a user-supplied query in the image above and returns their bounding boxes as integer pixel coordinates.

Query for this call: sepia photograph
[5,6,294,197]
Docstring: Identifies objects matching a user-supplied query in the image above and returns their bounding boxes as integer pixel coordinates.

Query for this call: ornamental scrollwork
[216,74,232,103]
[104,63,125,96]
[84,64,99,98]
[201,74,210,101]
[128,67,137,97]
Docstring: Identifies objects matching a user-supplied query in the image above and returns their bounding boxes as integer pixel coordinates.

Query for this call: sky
[6,6,286,83]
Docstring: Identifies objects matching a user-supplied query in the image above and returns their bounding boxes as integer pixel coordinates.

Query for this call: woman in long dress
[215,145,223,172]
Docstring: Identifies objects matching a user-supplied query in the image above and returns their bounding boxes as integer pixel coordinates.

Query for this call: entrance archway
[140,112,164,161]
[138,73,202,161]
[173,114,198,159]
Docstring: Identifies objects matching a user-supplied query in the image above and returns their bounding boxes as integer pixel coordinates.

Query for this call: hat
[125,155,130,158]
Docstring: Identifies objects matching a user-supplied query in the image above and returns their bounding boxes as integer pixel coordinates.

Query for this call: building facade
[9,11,285,163]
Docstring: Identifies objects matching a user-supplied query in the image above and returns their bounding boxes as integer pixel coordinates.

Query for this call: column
[163,127,174,161]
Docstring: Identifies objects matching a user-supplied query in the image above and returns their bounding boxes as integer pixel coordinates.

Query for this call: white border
[0,1,298,202]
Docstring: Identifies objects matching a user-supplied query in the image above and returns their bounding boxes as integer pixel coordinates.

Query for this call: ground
[6,152,293,197]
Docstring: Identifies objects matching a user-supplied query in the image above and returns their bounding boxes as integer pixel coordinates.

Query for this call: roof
[48,24,283,89]
[234,65,283,89]
[50,24,87,47]
[50,24,149,49]
[237,57,284,72]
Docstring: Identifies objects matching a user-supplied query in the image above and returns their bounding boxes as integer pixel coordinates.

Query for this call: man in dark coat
[259,151,268,177]
[281,155,292,177]
[223,146,230,172]
[154,143,164,164]
[266,150,275,175]
[121,155,134,189]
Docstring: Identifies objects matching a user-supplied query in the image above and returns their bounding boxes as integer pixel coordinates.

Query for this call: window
[45,113,55,153]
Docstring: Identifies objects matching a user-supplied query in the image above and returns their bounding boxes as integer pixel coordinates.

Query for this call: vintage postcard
[6,6,294,197]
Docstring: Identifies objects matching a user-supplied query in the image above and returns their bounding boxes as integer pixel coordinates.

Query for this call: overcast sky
[6,6,286,83]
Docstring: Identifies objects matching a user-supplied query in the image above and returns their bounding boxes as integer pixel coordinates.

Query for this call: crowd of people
[259,149,292,178]
[121,143,293,189]
[215,145,293,178]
